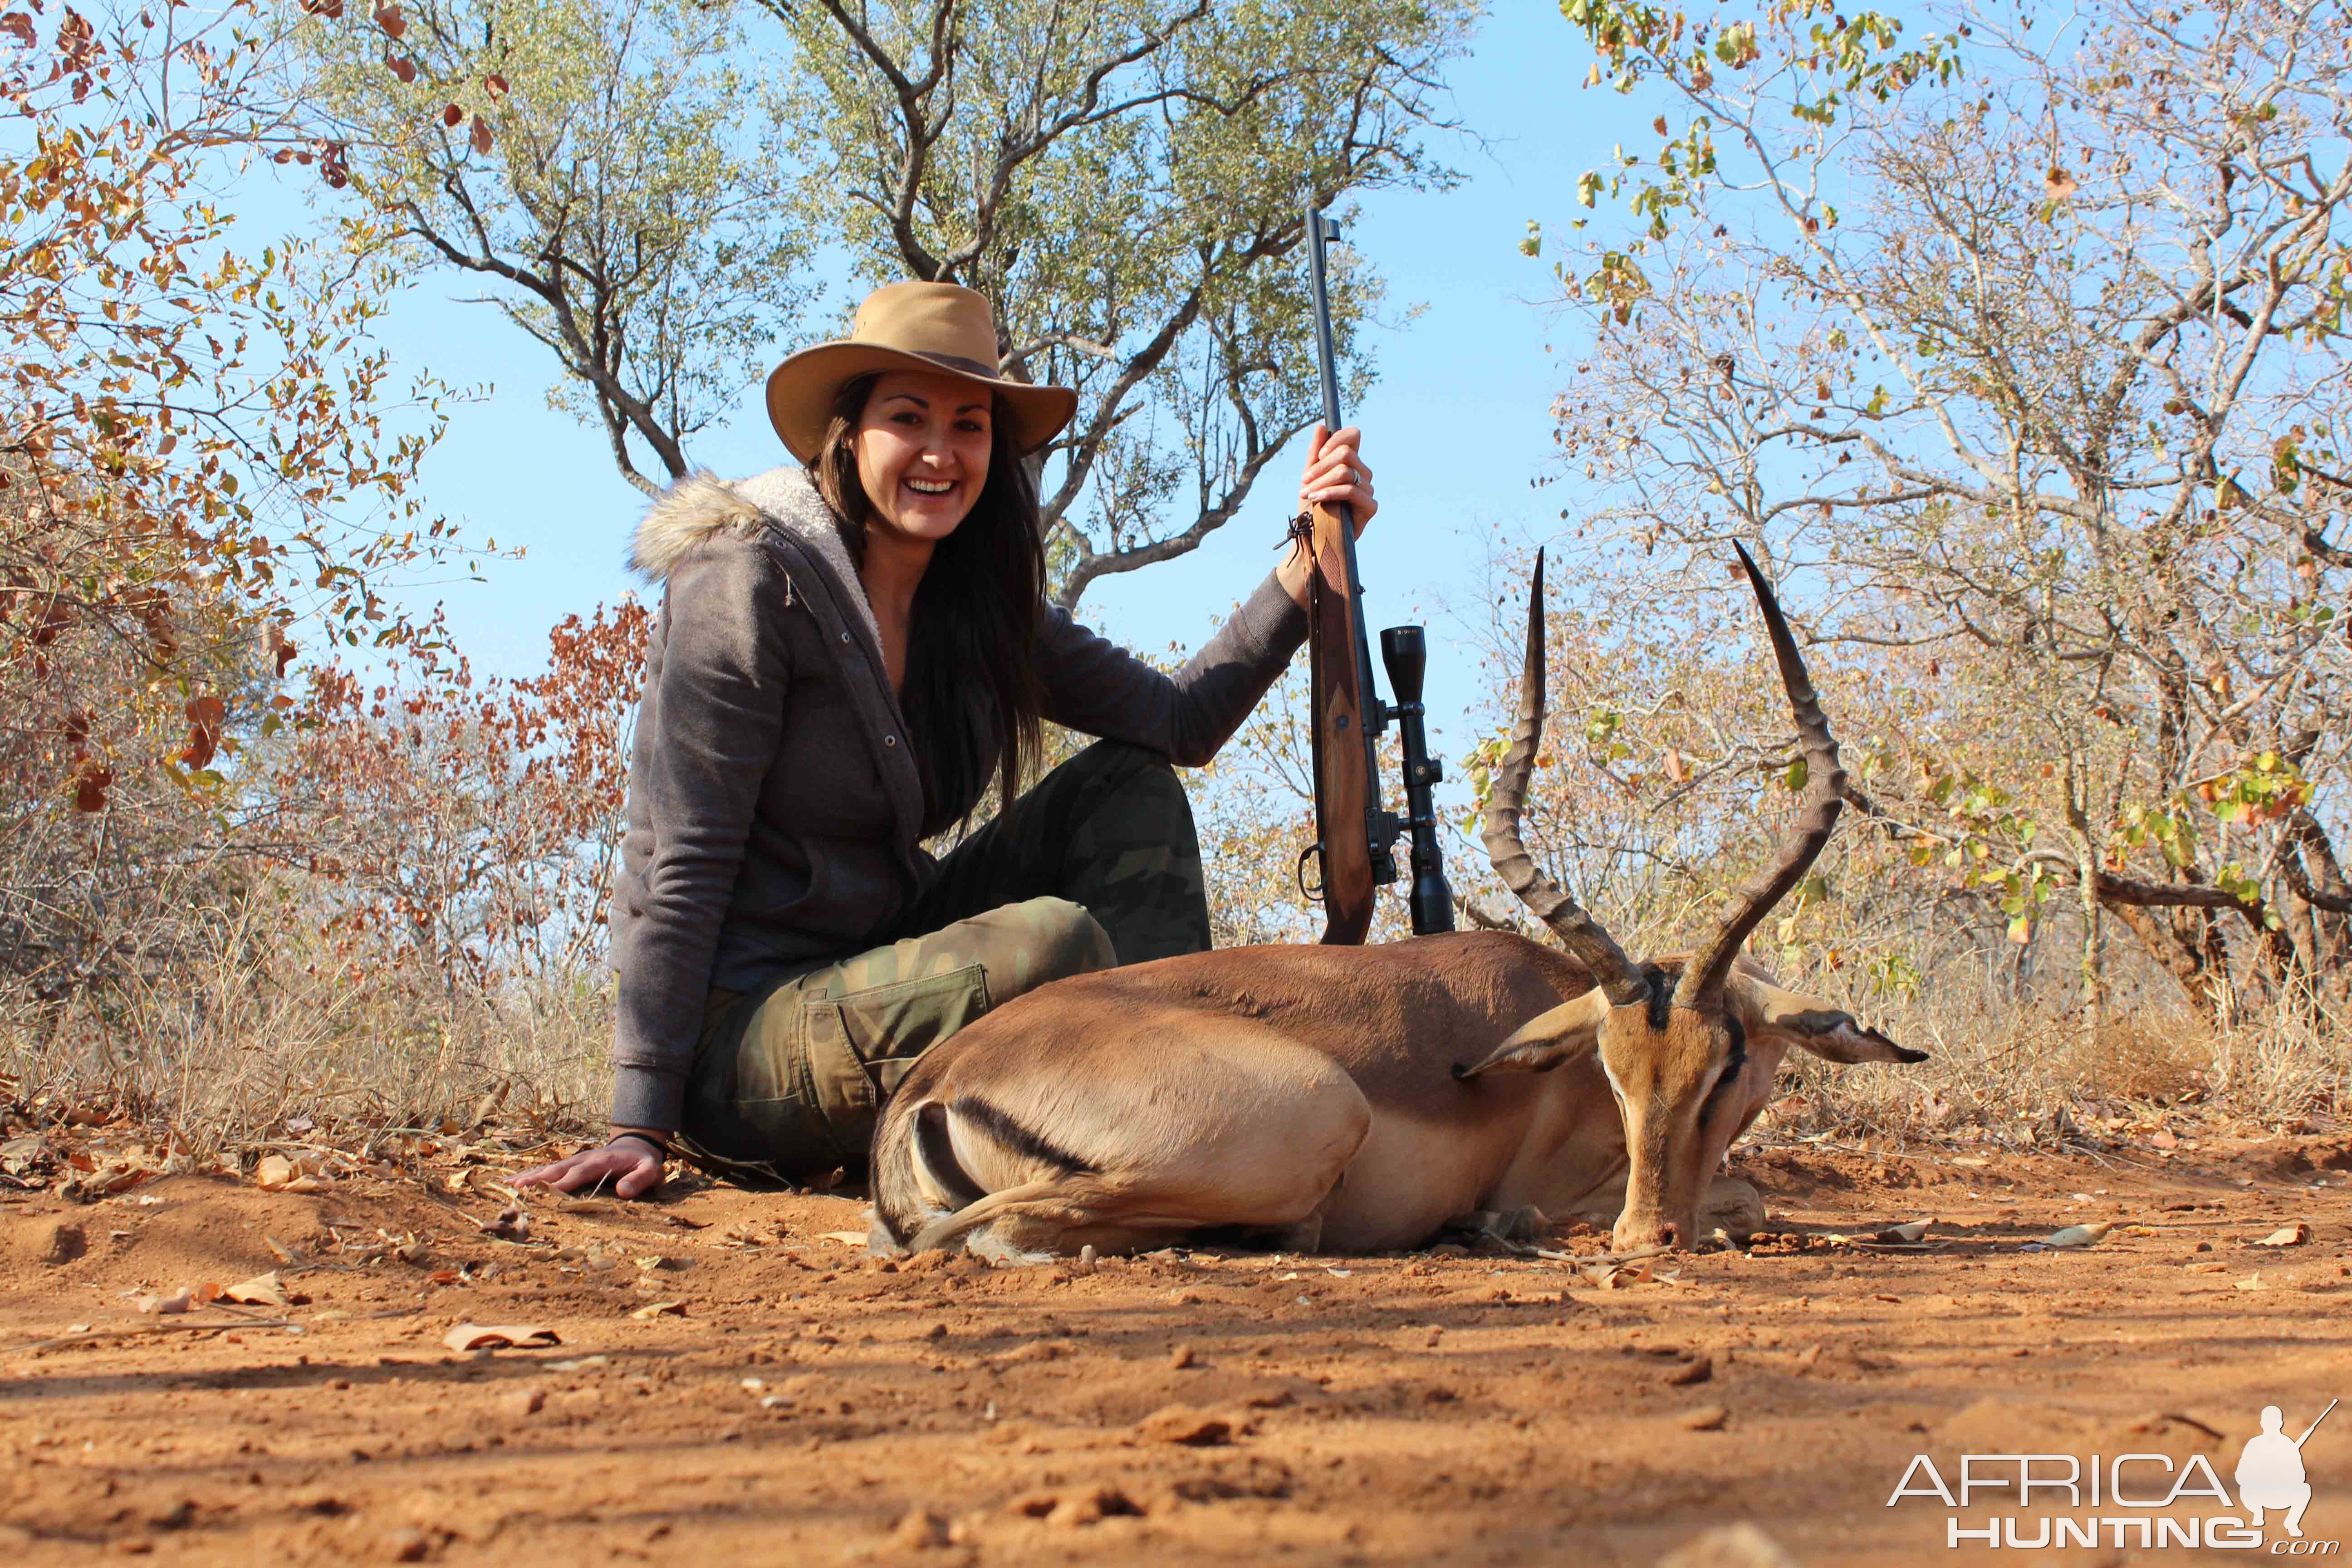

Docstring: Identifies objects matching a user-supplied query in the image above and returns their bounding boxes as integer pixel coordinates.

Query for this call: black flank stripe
[913,1101,987,1213]
[951,1096,1098,1176]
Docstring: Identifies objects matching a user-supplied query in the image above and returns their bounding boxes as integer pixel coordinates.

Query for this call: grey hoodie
[610,466,1308,1132]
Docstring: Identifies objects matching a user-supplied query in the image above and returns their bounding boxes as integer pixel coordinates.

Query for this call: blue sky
[356,4,1644,752]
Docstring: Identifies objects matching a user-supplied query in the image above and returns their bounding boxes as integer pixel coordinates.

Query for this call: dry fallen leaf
[137,1289,193,1315]
[630,1301,686,1321]
[443,1322,561,1352]
[1875,1218,1935,1245]
[2234,1273,2264,1292]
[2037,1222,2113,1250]
[818,1231,867,1247]
[2254,1224,2310,1248]
[220,1272,290,1308]
[253,1153,327,1194]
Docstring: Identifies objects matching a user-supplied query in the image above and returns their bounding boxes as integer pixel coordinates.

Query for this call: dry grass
[1759,963,2348,1151]
[0,891,607,1158]
[5,881,2343,1164]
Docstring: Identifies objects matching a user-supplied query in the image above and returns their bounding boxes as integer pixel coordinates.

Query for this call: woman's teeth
[905,478,954,495]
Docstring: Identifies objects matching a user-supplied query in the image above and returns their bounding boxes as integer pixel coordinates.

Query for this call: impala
[870,549,1924,1260]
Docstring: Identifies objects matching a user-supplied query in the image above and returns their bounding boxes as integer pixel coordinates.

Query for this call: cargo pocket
[799,963,992,1158]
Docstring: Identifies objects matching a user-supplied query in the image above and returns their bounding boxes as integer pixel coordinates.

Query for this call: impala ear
[1734,976,1927,1065]
[1455,990,1609,1079]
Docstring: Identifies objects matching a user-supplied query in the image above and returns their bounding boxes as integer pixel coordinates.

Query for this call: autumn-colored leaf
[2043,166,2078,200]
[441,103,463,127]
[74,765,113,813]
[485,73,509,98]
[443,1322,560,1352]
[254,1153,327,1193]
[372,2,404,38]
[221,1271,291,1307]
[386,49,415,83]
[470,115,493,155]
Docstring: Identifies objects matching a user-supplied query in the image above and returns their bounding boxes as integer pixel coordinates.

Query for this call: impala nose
[1612,1215,1680,1253]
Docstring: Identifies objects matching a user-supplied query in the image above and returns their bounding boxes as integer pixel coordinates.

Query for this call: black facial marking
[1641,964,1672,1030]
[1700,1014,1749,1121]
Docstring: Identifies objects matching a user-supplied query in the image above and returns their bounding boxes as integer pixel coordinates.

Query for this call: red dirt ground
[4,1129,2349,1565]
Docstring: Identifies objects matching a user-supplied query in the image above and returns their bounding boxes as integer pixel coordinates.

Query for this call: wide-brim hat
[765,281,1078,463]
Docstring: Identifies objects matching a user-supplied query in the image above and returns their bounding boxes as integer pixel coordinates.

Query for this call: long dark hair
[810,372,1045,836]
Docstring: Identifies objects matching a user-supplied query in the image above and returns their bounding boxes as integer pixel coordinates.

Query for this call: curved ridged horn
[1673,543,1846,1012]
[1482,549,1650,1007]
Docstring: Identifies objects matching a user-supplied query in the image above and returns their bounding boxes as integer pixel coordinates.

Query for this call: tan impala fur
[869,549,1926,1261]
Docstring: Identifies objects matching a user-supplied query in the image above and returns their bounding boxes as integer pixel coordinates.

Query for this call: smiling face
[851,369,995,547]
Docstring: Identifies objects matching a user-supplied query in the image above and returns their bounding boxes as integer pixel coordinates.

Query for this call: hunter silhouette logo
[1886,1396,2339,1551]
[2241,1401,2336,1539]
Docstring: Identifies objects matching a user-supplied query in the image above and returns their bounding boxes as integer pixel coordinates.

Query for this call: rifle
[1299,202,1452,944]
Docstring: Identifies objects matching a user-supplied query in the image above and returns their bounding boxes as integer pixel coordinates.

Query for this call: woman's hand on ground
[514,1134,667,1199]
[1279,423,1377,608]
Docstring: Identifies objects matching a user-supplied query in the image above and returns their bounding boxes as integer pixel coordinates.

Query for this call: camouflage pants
[679,740,1210,1181]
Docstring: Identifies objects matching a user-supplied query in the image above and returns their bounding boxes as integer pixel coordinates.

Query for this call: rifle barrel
[1304,201,1384,742]
[1305,207,1348,440]
[2296,1397,2337,1447]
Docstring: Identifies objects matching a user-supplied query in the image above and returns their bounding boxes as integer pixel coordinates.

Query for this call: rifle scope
[1381,627,1455,936]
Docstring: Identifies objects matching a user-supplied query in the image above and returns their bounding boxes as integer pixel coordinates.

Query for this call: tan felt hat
[764,281,1078,462]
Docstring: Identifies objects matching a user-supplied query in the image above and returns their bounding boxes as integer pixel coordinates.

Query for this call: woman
[517,281,1375,1199]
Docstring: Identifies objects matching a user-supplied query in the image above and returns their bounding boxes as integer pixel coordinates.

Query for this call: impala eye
[1700,1018,1749,1118]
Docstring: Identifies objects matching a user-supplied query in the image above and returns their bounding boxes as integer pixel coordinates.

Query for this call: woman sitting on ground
[517,281,1376,1197]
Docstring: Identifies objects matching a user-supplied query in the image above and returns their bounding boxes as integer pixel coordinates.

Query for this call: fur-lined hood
[630,466,880,651]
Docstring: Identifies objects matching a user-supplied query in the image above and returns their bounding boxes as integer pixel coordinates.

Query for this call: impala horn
[1671,543,1846,1013]
[1481,549,1650,1008]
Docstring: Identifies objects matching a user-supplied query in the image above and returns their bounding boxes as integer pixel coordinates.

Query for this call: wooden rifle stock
[1300,201,1402,945]
[1307,491,1382,944]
